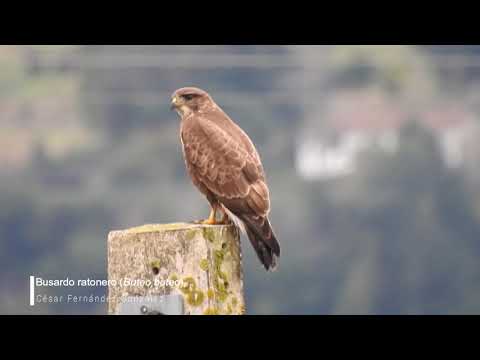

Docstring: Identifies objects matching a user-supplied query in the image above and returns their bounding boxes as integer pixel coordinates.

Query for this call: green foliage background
[1,45,480,314]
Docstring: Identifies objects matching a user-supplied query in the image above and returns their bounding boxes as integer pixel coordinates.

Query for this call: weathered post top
[107,222,245,315]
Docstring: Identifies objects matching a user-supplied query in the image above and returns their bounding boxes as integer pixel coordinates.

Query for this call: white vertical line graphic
[30,276,35,306]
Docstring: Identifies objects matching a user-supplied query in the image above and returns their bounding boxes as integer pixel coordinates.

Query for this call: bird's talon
[218,215,232,225]
[191,218,218,225]
[201,218,218,225]
[193,218,230,225]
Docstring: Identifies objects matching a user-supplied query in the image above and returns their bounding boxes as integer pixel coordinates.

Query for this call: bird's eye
[182,94,195,101]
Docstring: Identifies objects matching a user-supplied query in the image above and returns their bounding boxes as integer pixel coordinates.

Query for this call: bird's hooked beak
[170,96,179,110]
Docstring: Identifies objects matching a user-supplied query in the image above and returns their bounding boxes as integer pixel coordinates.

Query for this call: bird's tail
[240,215,280,271]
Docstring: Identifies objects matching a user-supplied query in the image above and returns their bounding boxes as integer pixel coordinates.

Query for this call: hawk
[171,87,280,271]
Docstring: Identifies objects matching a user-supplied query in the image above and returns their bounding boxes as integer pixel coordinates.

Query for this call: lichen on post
[107,223,246,315]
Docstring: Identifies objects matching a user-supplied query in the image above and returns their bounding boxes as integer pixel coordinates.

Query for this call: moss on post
[107,223,246,315]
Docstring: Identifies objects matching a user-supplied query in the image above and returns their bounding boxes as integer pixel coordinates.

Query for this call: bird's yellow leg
[201,205,218,225]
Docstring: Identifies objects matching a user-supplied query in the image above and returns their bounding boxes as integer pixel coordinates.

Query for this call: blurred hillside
[1,45,480,314]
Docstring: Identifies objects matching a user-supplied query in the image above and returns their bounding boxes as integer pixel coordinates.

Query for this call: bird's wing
[181,114,270,217]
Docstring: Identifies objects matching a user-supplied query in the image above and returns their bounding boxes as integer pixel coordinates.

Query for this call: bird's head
[170,87,212,116]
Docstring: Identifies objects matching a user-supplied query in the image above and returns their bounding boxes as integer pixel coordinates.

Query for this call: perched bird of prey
[171,87,280,271]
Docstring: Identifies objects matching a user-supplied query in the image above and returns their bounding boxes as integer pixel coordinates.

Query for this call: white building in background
[296,140,355,180]
[297,130,399,180]
[296,90,477,180]
[422,107,478,170]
